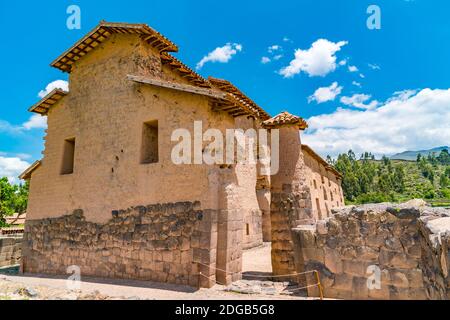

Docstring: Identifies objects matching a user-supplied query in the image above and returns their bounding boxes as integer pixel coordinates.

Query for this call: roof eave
[19,160,42,181]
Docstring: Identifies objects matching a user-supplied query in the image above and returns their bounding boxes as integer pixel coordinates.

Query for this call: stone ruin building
[19,21,344,289]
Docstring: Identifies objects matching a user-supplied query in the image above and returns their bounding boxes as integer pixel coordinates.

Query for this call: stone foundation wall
[0,236,22,268]
[22,201,217,288]
[271,184,312,280]
[291,203,450,300]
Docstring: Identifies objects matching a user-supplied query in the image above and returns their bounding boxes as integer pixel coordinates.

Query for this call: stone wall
[291,202,450,300]
[22,201,217,288]
[418,212,450,299]
[0,236,22,268]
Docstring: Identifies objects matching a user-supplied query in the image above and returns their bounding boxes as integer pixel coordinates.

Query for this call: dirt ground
[0,243,315,300]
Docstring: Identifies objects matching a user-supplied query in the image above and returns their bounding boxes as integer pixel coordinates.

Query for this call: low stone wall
[0,236,22,267]
[291,202,450,300]
[418,213,450,299]
[22,201,217,288]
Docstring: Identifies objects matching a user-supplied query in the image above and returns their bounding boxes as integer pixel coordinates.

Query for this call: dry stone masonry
[0,236,22,268]
[291,201,450,300]
[22,201,216,288]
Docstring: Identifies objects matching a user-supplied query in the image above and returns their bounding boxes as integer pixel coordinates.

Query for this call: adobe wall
[0,236,22,268]
[291,202,450,300]
[303,150,344,220]
[26,33,229,224]
[23,33,263,287]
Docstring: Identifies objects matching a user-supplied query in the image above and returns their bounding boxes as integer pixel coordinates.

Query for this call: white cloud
[352,81,362,87]
[38,80,69,98]
[22,114,47,130]
[196,43,243,70]
[268,45,282,53]
[261,56,271,64]
[340,93,379,110]
[0,155,30,184]
[0,114,48,134]
[386,89,418,103]
[308,82,343,104]
[283,37,291,42]
[368,63,381,70]
[348,65,358,72]
[279,39,348,78]
[359,73,365,78]
[273,54,283,61]
[302,88,450,158]
[339,60,347,66]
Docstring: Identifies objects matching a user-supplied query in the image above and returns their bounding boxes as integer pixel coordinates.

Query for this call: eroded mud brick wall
[292,204,450,300]
[22,201,217,287]
[0,236,22,267]
[270,126,313,279]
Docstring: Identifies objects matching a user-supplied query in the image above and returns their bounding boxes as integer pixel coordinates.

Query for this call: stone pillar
[270,125,312,281]
[215,167,243,285]
[257,176,272,242]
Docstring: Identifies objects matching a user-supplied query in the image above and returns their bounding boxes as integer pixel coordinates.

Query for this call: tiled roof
[160,53,210,88]
[208,78,271,121]
[262,111,308,129]
[19,160,41,180]
[51,21,178,73]
[29,89,68,115]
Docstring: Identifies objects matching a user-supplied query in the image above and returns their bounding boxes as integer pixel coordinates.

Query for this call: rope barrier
[197,263,324,300]
[196,261,316,278]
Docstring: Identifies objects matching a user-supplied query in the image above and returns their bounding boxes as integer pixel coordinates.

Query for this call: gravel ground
[0,244,315,300]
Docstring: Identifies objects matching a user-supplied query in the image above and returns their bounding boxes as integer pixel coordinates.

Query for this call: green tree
[0,178,29,226]
[440,174,449,188]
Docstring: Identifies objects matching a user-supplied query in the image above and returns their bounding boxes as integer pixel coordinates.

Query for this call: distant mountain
[390,146,449,161]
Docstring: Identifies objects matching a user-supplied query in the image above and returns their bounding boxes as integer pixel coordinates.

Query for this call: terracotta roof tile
[262,111,308,129]
[51,21,178,73]
[208,77,271,121]
[29,89,68,115]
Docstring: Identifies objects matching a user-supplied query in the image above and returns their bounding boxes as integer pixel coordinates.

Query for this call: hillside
[331,150,450,207]
[390,146,449,161]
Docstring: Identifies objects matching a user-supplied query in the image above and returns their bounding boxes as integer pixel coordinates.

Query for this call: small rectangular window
[61,138,75,175]
[246,223,250,236]
[141,120,159,164]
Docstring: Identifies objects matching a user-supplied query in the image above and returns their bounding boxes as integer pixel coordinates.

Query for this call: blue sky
[1,0,450,182]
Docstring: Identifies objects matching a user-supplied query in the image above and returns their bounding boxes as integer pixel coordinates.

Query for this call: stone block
[343,260,369,277]
[406,268,424,288]
[333,273,353,291]
[352,276,369,299]
[302,248,324,263]
[324,247,343,274]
